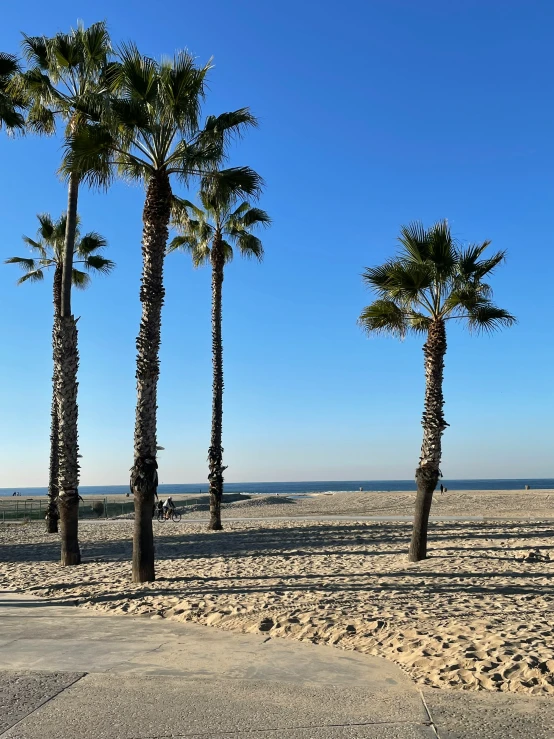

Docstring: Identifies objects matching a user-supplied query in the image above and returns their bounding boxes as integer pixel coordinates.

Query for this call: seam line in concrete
[0,672,87,738]
[419,690,441,738]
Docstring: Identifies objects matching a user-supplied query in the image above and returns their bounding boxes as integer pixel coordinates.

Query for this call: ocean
[1,479,553,497]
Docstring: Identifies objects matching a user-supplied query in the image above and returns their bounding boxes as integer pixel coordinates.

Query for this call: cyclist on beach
[163,496,176,519]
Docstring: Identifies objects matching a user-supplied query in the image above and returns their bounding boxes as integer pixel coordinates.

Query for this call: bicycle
[156,509,181,522]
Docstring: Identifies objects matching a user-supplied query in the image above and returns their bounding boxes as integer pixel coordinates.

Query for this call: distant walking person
[440,484,444,495]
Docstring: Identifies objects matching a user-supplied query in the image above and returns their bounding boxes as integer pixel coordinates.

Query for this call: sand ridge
[1,514,553,695]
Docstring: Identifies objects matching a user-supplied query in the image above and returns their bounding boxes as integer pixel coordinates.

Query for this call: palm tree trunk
[208,237,225,531]
[130,170,171,583]
[409,318,447,562]
[46,266,62,534]
[57,171,81,566]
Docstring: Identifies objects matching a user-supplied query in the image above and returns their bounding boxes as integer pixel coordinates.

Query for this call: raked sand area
[1,490,554,696]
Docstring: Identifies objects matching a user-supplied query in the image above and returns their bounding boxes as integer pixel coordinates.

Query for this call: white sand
[1,499,553,695]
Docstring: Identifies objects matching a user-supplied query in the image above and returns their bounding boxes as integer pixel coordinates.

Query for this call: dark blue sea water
[1,479,553,497]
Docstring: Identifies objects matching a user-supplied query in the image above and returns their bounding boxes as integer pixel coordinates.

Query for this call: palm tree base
[408,466,438,562]
[207,520,223,531]
[130,457,157,583]
[59,493,81,566]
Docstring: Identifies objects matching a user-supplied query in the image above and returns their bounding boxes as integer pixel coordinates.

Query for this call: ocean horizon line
[2,477,553,497]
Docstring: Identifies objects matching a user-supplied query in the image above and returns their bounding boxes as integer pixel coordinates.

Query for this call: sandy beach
[1,490,553,696]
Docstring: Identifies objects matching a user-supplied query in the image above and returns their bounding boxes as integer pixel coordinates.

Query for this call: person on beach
[440,484,444,494]
[163,496,176,519]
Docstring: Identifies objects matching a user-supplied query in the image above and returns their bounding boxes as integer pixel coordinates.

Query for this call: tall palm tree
[6,213,113,534]
[0,52,26,132]
[358,221,515,562]
[15,21,112,564]
[169,168,270,530]
[66,43,257,581]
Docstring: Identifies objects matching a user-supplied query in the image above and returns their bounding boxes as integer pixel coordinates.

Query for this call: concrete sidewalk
[0,592,552,738]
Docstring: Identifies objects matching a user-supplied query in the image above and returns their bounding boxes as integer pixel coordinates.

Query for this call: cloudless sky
[1,0,553,486]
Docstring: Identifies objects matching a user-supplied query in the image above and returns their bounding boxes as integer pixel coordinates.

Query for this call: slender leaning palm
[6,213,113,534]
[66,43,257,581]
[359,221,515,561]
[169,167,269,530]
[0,52,26,132]
[14,21,112,564]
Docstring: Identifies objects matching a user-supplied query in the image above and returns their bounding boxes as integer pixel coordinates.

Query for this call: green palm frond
[466,304,517,334]
[5,256,37,271]
[71,268,91,289]
[358,300,408,338]
[17,268,45,284]
[221,239,234,264]
[398,222,430,263]
[235,232,264,261]
[199,108,257,149]
[77,232,108,255]
[0,52,26,131]
[426,220,457,278]
[171,196,205,225]
[82,255,115,274]
[232,207,271,230]
[407,312,432,333]
[201,166,264,208]
[363,261,434,307]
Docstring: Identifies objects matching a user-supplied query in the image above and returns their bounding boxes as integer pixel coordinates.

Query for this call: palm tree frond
[358,300,408,338]
[235,232,263,261]
[82,255,115,274]
[71,268,91,289]
[466,304,517,334]
[17,268,45,284]
[77,232,108,255]
[5,256,36,271]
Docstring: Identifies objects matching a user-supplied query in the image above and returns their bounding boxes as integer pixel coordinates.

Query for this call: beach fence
[0,497,136,522]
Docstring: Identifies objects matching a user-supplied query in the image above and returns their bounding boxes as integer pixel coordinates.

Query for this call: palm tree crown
[5,212,114,288]
[0,52,26,132]
[65,43,257,187]
[15,21,112,140]
[359,220,515,337]
[169,167,270,264]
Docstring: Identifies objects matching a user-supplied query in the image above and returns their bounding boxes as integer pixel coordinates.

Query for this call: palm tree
[66,43,257,581]
[15,21,112,564]
[358,221,515,562]
[169,168,270,530]
[0,52,26,132]
[6,213,113,534]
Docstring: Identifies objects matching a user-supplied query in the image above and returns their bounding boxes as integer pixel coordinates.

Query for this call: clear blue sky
[1,0,553,486]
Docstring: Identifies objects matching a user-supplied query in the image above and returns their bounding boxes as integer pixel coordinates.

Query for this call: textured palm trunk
[46,266,62,534]
[57,171,81,565]
[409,318,447,562]
[130,170,171,583]
[208,236,225,531]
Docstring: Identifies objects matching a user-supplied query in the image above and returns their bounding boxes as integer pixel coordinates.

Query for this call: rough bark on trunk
[409,318,447,562]
[46,266,63,534]
[208,236,226,531]
[130,170,171,583]
[55,315,81,565]
[58,171,81,565]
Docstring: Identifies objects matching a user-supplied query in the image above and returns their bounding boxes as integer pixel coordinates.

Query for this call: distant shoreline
[1,478,554,497]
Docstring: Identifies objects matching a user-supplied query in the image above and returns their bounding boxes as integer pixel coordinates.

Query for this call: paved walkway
[0,592,552,738]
